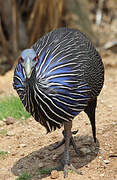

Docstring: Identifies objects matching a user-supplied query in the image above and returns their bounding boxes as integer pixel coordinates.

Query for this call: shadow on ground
[11,135,100,179]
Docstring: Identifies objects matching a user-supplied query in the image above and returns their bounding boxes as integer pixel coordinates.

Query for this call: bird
[13,27,104,178]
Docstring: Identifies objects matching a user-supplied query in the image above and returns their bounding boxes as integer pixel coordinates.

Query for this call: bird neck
[25,68,36,88]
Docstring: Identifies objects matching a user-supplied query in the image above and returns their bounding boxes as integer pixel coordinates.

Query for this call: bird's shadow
[11,135,100,179]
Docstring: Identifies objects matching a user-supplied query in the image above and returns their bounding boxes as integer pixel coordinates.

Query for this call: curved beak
[23,57,32,79]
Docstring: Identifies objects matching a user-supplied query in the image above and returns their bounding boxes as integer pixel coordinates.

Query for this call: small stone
[103,160,110,164]
[100,173,105,177]
[5,117,14,125]
[52,154,58,160]
[12,152,17,156]
[19,144,27,148]
[7,131,15,136]
[99,149,105,154]
[85,164,90,168]
[99,156,102,159]
[51,170,59,179]
[38,162,44,168]
[1,167,8,171]
[20,153,25,156]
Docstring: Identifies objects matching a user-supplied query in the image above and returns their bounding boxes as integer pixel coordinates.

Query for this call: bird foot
[51,130,81,156]
[57,162,82,178]
[64,164,83,178]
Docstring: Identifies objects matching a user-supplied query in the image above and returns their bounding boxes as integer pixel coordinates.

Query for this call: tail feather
[84,98,97,142]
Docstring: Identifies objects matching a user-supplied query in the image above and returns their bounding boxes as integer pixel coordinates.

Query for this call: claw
[69,164,83,175]
[64,164,69,178]
[58,156,82,178]
[63,164,82,178]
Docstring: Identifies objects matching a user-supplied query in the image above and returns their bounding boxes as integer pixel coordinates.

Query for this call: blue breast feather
[14,64,25,89]
[14,48,91,117]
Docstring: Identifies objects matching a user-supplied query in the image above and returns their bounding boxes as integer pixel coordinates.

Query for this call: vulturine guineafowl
[13,27,104,177]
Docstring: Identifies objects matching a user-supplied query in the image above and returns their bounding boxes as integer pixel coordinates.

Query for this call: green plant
[0,129,7,135]
[0,96,30,120]
[0,151,9,158]
[39,167,56,175]
[16,172,32,180]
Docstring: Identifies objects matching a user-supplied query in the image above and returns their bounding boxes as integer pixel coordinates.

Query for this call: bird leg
[52,128,81,156]
[60,121,82,178]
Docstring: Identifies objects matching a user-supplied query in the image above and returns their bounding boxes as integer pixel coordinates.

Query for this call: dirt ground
[0,52,117,180]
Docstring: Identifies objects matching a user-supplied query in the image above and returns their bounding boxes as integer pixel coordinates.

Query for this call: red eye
[33,56,40,61]
[18,56,24,63]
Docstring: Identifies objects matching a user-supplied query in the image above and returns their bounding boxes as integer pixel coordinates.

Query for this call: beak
[23,57,32,79]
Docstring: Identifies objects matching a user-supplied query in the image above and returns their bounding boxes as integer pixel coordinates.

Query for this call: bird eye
[33,56,40,61]
[18,57,24,63]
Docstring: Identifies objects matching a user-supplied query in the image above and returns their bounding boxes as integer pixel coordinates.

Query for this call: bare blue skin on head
[21,48,38,79]
[21,49,36,59]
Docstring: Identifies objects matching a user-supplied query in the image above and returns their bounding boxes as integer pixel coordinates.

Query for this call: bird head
[18,48,40,79]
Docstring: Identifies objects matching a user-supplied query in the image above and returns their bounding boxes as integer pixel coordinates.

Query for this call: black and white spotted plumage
[13,27,104,135]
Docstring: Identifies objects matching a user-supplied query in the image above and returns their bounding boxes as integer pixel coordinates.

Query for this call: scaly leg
[52,129,81,156]
[61,121,82,178]
[63,121,71,177]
